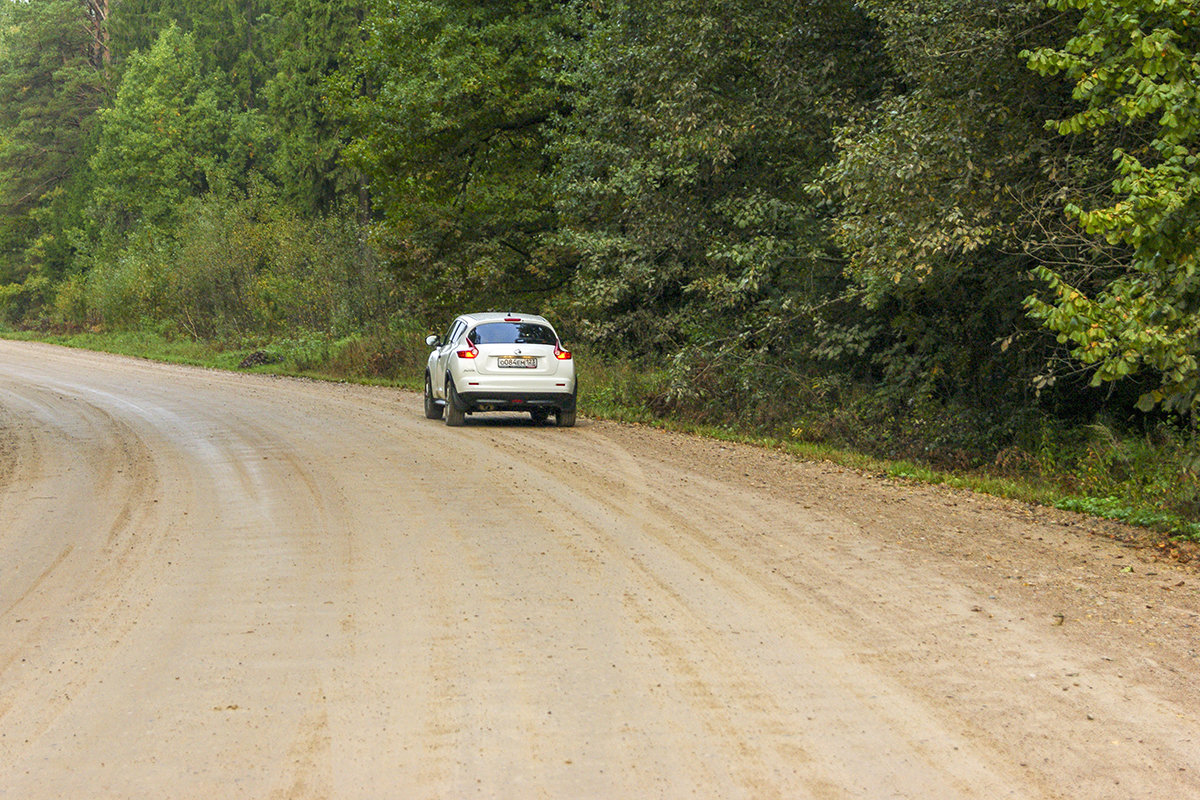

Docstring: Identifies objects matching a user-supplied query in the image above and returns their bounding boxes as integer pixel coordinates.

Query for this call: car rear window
[470,322,556,346]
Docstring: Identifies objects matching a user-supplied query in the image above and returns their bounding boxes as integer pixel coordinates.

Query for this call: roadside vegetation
[1,1,1196,540]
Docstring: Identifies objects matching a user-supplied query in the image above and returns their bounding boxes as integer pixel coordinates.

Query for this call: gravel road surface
[1,340,1197,799]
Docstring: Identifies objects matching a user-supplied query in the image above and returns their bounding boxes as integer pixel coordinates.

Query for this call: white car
[424,312,578,427]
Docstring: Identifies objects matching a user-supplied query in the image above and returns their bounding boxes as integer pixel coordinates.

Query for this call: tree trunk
[83,0,110,70]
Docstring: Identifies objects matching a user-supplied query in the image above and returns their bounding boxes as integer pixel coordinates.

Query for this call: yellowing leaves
[1028,0,1200,415]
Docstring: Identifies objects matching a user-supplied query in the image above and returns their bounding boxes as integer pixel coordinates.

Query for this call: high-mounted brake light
[554,342,572,360]
[456,344,479,359]
[504,317,522,322]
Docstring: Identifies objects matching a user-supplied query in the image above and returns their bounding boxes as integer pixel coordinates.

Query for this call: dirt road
[1,340,1197,799]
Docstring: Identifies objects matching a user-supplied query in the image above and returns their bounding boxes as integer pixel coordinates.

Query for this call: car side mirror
[425,334,441,347]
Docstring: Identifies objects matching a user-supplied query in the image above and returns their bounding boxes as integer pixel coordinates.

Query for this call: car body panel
[425,312,576,423]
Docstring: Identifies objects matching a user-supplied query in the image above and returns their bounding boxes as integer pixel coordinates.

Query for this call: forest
[1,0,1197,531]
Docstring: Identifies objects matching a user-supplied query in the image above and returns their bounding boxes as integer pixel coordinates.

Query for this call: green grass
[3,327,228,366]
[1052,496,1200,539]
[5,325,1196,543]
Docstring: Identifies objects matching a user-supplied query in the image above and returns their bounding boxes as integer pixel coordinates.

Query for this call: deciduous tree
[1025,0,1200,416]
[335,0,572,313]
[553,0,882,364]
[817,0,1074,404]
[87,24,263,241]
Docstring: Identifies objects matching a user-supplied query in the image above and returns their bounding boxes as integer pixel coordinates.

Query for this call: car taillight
[457,345,479,359]
[554,342,572,360]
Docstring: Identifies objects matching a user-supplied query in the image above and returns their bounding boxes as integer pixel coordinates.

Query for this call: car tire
[445,377,466,427]
[424,374,443,420]
[555,407,576,428]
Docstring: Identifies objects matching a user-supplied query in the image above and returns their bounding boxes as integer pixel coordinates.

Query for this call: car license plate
[498,356,537,369]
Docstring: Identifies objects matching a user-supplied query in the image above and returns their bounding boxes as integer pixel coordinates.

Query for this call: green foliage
[821,0,1050,304]
[335,0,572,313]
[107,0,273,105]
[0,274,52,326]
[0,2,388,339]
[817,0,1073,409]
[0,0,108,283]
[1025,0,1200,415]
[575,352,667,423]
[263,0,366,213]
[51,271,92,328]
[1054,496,1200,539]
[87,24,264,241]
[82,191,384,338]
[82,226,174,328]
[105,0,173,62]
[552,0,882,363]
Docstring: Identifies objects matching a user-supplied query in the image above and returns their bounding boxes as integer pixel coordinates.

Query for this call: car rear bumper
[456,390,576,413]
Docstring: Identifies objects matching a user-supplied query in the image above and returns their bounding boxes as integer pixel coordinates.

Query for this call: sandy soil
[0,339,1197,799]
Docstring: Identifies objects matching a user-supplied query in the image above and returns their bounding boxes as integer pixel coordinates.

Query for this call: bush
[80,192,391,340]
[52,273,92,329]
[0,274,52,326]
[84,231,174,328]
[323,319,427,381]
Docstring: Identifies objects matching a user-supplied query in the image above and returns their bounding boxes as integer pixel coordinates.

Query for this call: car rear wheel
[444,377,466,427]
[424,374,443,420]
[555,407,576,428]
